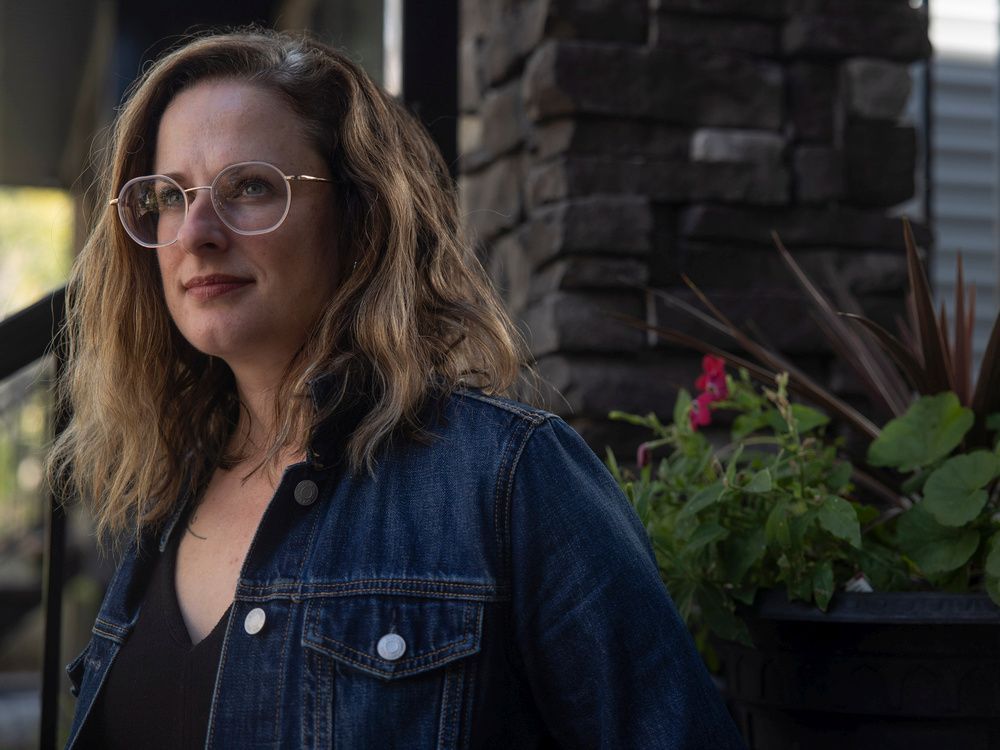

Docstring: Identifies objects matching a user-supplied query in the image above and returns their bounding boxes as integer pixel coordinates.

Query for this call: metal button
[377,633,406,661]
[294,479,319,506]
[244,607,266,635]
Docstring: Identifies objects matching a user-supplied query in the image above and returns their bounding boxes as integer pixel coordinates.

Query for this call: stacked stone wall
[458,0,931,450]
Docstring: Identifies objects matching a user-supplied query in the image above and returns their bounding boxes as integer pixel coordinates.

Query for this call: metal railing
[0,287,66,750]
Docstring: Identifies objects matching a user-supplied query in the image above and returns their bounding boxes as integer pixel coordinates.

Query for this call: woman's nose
[174,187,228,253]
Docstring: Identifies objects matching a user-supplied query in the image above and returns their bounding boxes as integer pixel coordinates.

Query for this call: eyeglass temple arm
[285,175,334,183]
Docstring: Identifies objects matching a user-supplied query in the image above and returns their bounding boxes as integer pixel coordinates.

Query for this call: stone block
[788,62,836,142]
[650,0,790,20]
[482,0,548,86]
[530,258,649,301]
[793,145,845,204]
[843,119,916,207]
[536,353,700,417]
[527,157,789,208]
[544,0,648,44]
[650,240,907,295]
[459,35,485,113]
[523,40,783,129]
[841,58,912,121]
[461,0,492,39]
[649,287,834,354]
[532,119,690,161]
[477,79,527,163]
[459,154,524,242]
[650,13,779,56]
[521,196,652,266]
[679,204,930,249]
[690,128,785,163]
[458,115,486,172]
[783,7,931,61]
[521,291,645,356]
[487,231,532,315]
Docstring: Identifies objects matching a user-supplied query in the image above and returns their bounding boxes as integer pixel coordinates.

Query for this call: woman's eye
[158,188,185,209]
[237,179,272,198]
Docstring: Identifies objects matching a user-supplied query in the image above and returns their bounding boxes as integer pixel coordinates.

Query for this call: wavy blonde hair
[47,28,529,545]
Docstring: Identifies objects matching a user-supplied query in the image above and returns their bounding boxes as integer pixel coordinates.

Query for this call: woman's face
[152,79,339,378]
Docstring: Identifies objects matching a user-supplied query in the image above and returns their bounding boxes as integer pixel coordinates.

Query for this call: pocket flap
[302,594,482,680]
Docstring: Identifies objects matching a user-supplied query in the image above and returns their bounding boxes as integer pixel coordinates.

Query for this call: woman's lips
[183,275,253,300]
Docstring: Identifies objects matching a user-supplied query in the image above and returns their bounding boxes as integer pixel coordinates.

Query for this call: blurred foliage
[0,187,73,575]
[0,186,73,320]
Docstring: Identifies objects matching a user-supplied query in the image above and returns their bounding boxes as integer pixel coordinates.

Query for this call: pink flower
[637,443,651,468]
[701,355,726,377]
[689,392,714,430]
[695,355,728,403]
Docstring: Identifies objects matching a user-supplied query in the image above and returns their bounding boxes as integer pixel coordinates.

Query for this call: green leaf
[790,404,830,434]
[855,503,880,526]
[987,574,1000,607]
[722,528,767,583]
[901,468,931,496]
[868,393,974,472]
[986,532,1000,578]
[817,496,862,549]
[827,461,853,493]
[732,411,769,440]
[895,504,981,574]
[688,521,729,551]
[744,468,773,494]
[922,451,1000,526]
[765,498,791,548]
[678,482,725,519]
[696,586,751,645]
[724,444,745,487]
[673,390,692,429]
[812,561,835,610]
[856,543,912,591]
[987,412,1000,435]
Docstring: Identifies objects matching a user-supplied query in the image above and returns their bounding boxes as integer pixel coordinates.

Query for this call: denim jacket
[65,387,745,749]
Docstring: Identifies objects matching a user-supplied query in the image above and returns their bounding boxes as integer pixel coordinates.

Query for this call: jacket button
[294,479,319,506]
[244,607,266,635]
[377,633,406,661]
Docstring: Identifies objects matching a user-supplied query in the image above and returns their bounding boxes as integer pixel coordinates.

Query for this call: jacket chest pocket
[301,593,483,749]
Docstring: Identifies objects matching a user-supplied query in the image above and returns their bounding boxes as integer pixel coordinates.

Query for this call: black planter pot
[718,590,1000,750]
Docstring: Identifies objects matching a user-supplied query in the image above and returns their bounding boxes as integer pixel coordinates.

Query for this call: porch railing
[0,287,66,750]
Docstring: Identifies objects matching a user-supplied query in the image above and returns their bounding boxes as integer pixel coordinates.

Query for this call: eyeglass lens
[117,162,291,248]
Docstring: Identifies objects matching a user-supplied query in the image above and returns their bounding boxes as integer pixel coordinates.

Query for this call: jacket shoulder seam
[453,389,554,426]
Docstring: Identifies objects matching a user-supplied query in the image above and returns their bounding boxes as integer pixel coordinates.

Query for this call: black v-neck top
[80,507,231,749]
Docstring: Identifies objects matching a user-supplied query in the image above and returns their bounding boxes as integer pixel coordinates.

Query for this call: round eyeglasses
[110,161,334,248]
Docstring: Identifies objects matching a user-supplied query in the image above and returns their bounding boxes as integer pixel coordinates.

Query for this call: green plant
[608,219,1000,648]
[607,358,904,646]
[869,393,1000,595]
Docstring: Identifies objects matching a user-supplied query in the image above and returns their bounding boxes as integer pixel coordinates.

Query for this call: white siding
[929,0,1000,371]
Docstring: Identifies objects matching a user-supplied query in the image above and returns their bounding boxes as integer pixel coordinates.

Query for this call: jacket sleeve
[508,417,746,749]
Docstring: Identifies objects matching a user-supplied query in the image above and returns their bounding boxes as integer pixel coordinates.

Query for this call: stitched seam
[238,590,510,604]
[500,419,540,583]
[460,606,484,749]
[456,389,552,424]
[268,491,324,743]
[493,422,523,580]
[239,577,499,592]
[305,640,480,678]
[65,644,122,750]
[204,606,236,749]
[438,660,463,749]
[313,632,473,665]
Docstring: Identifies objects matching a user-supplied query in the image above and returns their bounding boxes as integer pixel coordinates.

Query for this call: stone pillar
[458,0,931,451]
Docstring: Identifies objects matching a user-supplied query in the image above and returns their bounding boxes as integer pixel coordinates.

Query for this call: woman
[51,28,745,749]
